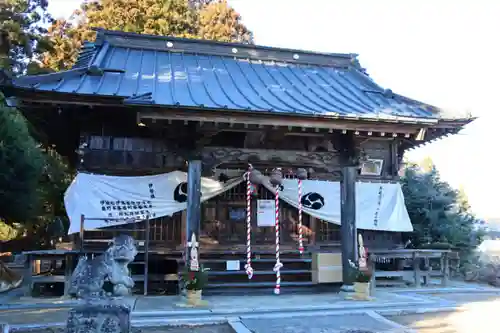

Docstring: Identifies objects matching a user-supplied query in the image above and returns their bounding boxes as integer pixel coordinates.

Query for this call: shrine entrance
[200,180,313,252]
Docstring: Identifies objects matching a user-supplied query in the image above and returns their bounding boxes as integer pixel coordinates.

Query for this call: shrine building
[0,29,471,294]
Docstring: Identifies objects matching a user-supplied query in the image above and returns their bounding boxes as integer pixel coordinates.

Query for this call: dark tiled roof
[11,30,446,121]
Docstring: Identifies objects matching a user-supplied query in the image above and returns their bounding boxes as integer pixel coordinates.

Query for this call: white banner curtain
[262,178,413,232]
[65,171,243,234]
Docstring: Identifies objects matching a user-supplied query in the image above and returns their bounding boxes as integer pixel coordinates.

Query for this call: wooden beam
[202,147,339,171]
[138,110,432,134]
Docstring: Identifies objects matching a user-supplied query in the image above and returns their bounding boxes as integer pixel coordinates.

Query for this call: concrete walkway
[0,291,448,330]
[1,282,499,331]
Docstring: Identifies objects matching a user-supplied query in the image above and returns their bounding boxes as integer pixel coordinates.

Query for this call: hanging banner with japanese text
[262,179,413,232]
[64,171,243,234]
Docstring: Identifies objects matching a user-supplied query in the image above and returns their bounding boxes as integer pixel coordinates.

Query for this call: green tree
[0,99,71,248]
[401,161,481,250]
[43,0,253,71]
[0,1,71,248]
[0,0,52,74]
[42,17,94,73]
[198,0,253,43]
[0,103,45,224]
[83,0,199,36]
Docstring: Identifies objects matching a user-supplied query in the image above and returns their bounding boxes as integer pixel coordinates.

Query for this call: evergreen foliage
[0,102,44,224]
[401,159,483,251]
[0,1,70,245]
[43,0,253,71]
[0,0,53,75]
[0,97,71,245]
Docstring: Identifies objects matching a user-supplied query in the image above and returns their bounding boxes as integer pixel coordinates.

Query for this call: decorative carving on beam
[331,132,365,167]
[201,147,339,172]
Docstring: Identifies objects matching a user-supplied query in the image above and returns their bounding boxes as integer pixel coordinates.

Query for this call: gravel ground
[11,324,234,333]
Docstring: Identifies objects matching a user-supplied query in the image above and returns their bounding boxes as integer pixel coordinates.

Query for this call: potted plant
[182,265,209,306]
[348,259,373,300]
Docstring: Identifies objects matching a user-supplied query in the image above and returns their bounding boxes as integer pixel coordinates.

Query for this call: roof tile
[12,31,443,120]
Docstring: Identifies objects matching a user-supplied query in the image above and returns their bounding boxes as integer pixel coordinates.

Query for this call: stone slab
[133,291,419,315]
[227,320,252,333]
[0,308,70,325]
[0,296,137,311]
[241,312,397,333]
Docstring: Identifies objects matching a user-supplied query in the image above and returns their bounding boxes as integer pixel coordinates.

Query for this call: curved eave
[3,86,450,127]
[403,117,475,152]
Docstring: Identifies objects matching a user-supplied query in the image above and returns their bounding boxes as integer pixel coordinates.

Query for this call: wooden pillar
[340,165,357,289]
[441,252,449,286]
[23,254,33,297]
[334,131,359,291]
[413,251,421,288]
[185,159,202,271]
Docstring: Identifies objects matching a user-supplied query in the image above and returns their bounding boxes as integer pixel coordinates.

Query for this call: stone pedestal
[66,299,131,333]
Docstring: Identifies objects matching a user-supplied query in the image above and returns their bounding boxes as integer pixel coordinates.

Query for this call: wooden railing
[369,249,453,291]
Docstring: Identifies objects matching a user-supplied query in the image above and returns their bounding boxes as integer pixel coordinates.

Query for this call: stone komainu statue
[69,235,138,298]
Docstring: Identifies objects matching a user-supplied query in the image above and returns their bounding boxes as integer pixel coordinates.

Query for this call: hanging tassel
[270,168,283,295]
[245,164,254,279]
[296,168,307,255]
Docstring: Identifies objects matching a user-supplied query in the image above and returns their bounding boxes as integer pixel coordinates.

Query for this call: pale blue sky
[48,0,499,218]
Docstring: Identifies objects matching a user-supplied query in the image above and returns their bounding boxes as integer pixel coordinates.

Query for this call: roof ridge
[94,28,357,60]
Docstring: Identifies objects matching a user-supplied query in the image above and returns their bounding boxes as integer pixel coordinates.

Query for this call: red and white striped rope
[273,185,283,295]
[298,179,304,254]
[244,165,253,279]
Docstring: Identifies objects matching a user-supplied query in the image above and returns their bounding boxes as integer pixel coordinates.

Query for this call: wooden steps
[200,251,313,292]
